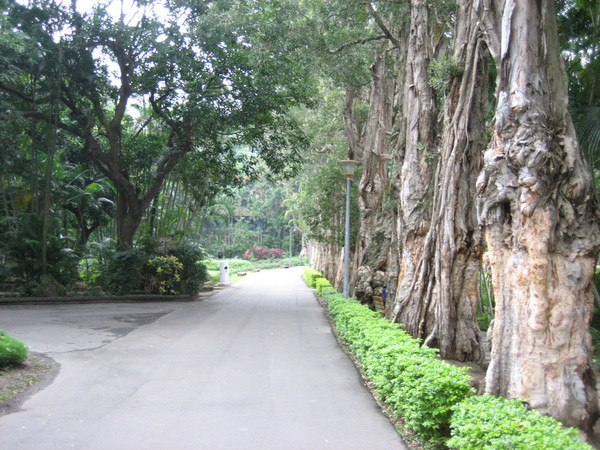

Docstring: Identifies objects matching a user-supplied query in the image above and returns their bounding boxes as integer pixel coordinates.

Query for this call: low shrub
[311,275,473,442]
[203,257,307,272]
[168,245,208,294]
[101,245,207,295]
[0,329,28,368]
[106,248,147,294]
[307,269,588,448]
[146,255,183,294]
[252,247,285,260]
[448,395,591,449]
[302,268,323,287]
[315,277,332,294]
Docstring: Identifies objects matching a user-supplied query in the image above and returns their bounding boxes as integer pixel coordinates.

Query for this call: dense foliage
[198,182,299,258]
[0,329,28,368]
[305,269,590,448]
[306,269,473,442]
[0,0,315,295]
[101,244,207,295]
[448,395,591,449]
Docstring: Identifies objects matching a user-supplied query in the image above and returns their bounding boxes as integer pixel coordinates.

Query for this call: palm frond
[572,106,600,167]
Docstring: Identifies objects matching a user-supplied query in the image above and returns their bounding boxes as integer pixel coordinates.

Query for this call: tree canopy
[0,0,315,247]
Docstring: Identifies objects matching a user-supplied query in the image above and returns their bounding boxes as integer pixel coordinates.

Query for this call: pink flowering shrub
[252,247,285,260]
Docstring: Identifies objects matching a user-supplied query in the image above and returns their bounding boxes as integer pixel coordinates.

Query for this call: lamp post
[288,219,293,268]
[338,159,359,298]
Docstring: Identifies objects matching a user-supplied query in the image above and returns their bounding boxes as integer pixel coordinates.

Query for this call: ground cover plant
[304,269,590,448]
[204,257,307,273]
[203,257,307,285]
[448,395,590,449]
[302,268,324,288]
[0,329,28,369]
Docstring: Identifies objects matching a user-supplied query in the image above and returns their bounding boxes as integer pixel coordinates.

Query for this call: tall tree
[389,0,438,331]
[353,47,398,305]
[383,0,488,362]
[0,0,313,248]
[477,0,599,429]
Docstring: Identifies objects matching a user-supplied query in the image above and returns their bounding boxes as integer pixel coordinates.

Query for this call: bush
[203,257,307,272]
[146,255,183,294]
[307,270,589,448]
[167,245,207,294]
[252,247,285,260]
[0,329,28,368]
[0,213,80,296]
[105,248,148,294]
[101,245,207,296]
[309,273,474,442]
[448,395,591,449]
[315,277,332,294]
[302,268,323,287]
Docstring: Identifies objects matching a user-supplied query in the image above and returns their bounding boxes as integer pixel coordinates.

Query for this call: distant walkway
[0,267,406,449]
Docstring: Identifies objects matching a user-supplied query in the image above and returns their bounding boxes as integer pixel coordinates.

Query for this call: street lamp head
[338,159,360,180]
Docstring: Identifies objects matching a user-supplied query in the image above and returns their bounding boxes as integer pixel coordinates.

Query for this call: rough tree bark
[388,0,489,362]
[478,0,599,430]
[308,240,343,285]
[389,0,438,330]
[342,86,366,161]
[353,48,396,305]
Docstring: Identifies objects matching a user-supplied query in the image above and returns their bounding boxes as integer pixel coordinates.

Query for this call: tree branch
[328,35,388,54]
[0,81,53,104]
[21,110,82,137]
[365,2,403,49]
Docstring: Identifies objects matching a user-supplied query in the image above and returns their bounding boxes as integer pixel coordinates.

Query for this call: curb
[0,290,217,306]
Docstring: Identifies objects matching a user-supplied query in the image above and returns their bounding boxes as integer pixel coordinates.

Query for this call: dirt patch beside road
[0,353,57,415]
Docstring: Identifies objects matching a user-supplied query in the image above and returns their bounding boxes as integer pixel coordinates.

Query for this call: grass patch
[202,257,307,273]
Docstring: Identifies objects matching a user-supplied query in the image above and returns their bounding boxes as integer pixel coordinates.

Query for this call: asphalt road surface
[0,267,406,450]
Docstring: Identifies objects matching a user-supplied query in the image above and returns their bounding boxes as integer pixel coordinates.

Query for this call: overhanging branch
[328,35,388,54]
[366,2,403,49]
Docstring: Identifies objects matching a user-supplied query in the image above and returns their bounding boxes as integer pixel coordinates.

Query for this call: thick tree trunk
[342,86,366,161]
[393,0,488,362]
[353,48,396,305]
[389,0,437,331]
[478,0,599,430]
[382,32,409,315]
[85,129,183,249]
[308,239,343,287]
[116,189,146,249]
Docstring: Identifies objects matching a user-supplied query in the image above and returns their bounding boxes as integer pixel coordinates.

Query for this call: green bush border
[0,329,28,368]
[302,268,323,287]
[448,395,589,449]
[304,269,590,448]
[315,277,332,294]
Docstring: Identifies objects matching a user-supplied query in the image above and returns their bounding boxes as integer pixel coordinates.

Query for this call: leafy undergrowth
[203,256,307,273]
[0,329,28,368]
[304,269,592,449]
[448,395,587,449]
[205,257,308,285]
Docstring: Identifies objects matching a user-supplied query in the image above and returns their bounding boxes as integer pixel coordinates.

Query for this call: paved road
[0,267,406,450]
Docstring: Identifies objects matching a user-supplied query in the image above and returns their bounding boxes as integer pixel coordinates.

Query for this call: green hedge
[0,329,28,368]
[304,269,589,448]
[315,277,332,294]
[448,395,590,449]
[302,268,323,287]
[317,283,472,442]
